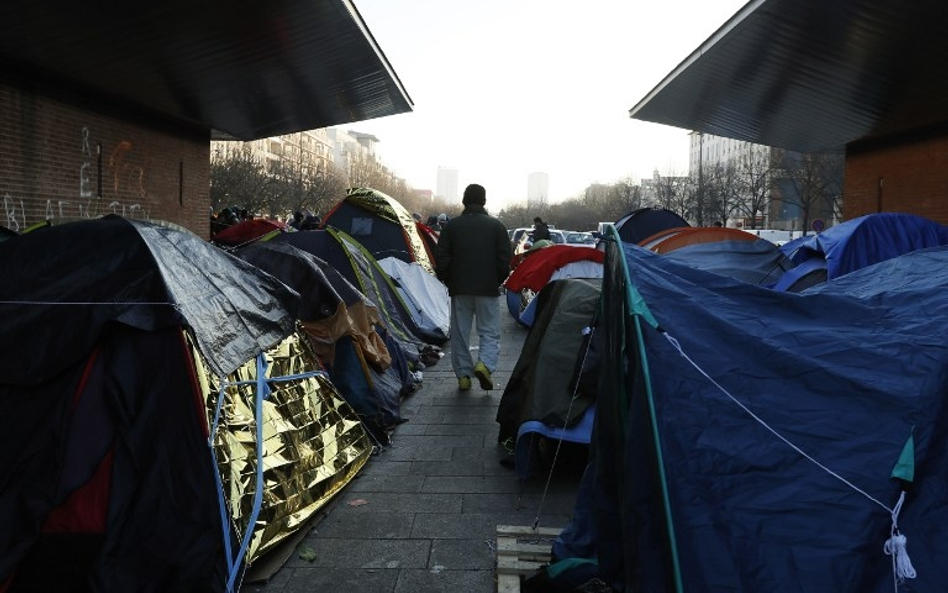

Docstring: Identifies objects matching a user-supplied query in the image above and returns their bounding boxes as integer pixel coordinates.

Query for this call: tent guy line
[528,324,598,531]
[0,300,179,306]
[661,331,917,587]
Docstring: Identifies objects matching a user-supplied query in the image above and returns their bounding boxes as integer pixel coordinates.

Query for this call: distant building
[436,167,459,203]
[415,189,434,202]
[211,129,334,177]
[328,128,381,181]
[527,172,549,209]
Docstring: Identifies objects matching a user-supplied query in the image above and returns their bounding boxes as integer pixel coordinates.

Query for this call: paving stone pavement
[241,297,585,593]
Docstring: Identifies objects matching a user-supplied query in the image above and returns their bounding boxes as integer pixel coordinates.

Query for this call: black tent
[321,187,435,273]
[0,216,300,592]
[614,207,690,245]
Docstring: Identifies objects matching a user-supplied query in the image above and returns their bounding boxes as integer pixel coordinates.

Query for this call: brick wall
[1,83,211,238]
[845,132,948,223]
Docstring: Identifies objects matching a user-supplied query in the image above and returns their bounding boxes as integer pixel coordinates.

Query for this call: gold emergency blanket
[344,187,435,274]
[191,331,371,562]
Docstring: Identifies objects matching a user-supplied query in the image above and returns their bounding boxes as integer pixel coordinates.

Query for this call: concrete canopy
[629,0,948,153]
[0,0,413,140]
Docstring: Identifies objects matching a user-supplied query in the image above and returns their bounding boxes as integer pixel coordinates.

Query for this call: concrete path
[242,297,584,593]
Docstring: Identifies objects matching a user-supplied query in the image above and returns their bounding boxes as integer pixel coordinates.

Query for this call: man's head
[462,184,487,206]
[533,217,542,224]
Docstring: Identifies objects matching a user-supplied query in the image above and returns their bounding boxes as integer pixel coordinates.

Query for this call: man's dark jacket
[435,205,511,296]
[533,220,551,242]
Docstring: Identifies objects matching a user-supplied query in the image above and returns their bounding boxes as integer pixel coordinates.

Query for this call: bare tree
[347,152,389,190]
[735,143,775,229]
[702,161,741,227]
[302,165,347,217]
[209,144,274,215]
[651,170,692,221]
[497,202,531,230]
[581,183,613,217]
[552,197,599,231]
[607,176,645,221]
[779,149,844,233]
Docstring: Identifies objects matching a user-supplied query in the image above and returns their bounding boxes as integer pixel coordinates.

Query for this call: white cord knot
[884,533,916,582]
[884,491,917,585]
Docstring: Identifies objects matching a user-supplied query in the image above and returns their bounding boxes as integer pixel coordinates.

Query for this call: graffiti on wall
[3,194,26,232]
[109,139,147,199]
[79,126,95,199]
[2,126,151,231]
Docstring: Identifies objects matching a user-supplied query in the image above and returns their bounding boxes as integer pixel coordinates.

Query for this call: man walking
[435,184,512,390]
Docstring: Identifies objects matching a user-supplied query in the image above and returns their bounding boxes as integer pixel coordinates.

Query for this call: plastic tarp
[516,261,604,327]
[774,212,948,291]
[586,240,948,592]
[0,215,299,383]
[505,245,604,326]
[505,245,604,293]
[231,241,415,442]
[378,256,450,344]
[515,405,596,480]
[497,279,601,465]
[271,228,441,365]
[664,238,793,286]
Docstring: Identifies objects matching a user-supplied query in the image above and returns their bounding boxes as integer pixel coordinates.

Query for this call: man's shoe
[474,362,493,390]
[458,376,472,390]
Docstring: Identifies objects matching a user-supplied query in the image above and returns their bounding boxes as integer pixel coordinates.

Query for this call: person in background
[532,216,551,242]
[435,184,511,391]
[299,212,321,230]
[289,211,305,230]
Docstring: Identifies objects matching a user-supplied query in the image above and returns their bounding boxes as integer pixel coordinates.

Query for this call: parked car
[513,229,566,255]
[510,227,533,250]
[565,231,596,246]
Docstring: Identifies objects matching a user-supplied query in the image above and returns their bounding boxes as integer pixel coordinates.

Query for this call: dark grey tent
[614,207,689,245]
[496,278,601,478]
[0,216,371,591]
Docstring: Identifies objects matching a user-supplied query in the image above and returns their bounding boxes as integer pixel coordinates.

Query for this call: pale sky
[352,0,749,207]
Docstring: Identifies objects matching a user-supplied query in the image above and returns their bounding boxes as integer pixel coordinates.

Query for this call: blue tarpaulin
[583,239,948,592]
[775,212,948,291]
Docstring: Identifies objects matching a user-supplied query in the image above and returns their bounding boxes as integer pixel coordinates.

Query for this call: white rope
[884,491,917,584]
[0,300,179,306]
[662,331,917,589]
[530,325,595,530]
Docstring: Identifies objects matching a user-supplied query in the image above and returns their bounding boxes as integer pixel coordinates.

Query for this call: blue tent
[559,236,948,592]
[664,237,793,286]
[774,212,948,291]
